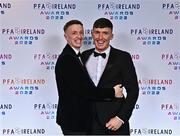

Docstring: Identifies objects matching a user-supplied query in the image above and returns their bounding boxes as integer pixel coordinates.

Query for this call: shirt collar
[70,46,80,55]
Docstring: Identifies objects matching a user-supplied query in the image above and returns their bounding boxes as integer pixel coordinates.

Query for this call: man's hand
[113,84,123,98]
[106,116,123,131]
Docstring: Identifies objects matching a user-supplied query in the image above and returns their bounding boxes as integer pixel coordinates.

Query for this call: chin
[78,44,82,47]
[97,46,106,50]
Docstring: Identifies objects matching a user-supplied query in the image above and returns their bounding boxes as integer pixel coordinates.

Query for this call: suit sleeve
[55,55,115,101]
[117,53,139,122]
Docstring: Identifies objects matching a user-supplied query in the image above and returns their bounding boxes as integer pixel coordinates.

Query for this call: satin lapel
[82,49,96,86]
[82,49,94,64]
[65,44,84,67]
[98,47,115,86]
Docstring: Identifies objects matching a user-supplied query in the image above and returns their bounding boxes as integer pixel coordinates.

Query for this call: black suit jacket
[55,44,115,132]
[82,46,139,132]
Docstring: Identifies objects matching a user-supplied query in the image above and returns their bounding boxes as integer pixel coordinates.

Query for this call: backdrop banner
[0,0,179,135]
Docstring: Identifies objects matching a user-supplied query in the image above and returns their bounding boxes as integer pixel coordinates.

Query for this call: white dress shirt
[86,46,110,86]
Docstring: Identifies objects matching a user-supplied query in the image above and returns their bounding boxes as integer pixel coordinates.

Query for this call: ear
[111,33,114,40]
[64,33,67,40]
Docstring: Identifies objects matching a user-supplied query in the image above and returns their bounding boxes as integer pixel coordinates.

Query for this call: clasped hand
[113,84,123,98]
[106,116,123,131]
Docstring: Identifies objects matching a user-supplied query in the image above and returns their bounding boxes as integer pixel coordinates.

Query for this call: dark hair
[93,18,113,30]
[63,20,83,32]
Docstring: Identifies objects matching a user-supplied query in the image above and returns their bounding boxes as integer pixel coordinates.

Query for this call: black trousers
[61,129,88,135]
[90,113,130,135]
[61,126,91,135]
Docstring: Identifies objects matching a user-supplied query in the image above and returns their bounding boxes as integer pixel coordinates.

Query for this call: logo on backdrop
[0,2,11,15]
[97,2,140,21]
[33,53,59,70]
[0,104,13,116]
[134,104,140,110]
[33,103,57,119]
[161,103,180,121]
[2,78,45,95]
[83,29,93,46]
[131,54,140,61]
[138,78,173,95]
[161,52,180,70]
[130,28,174,45]
[2,128,45,135]
[162,1,180,20]
[0,54,12,66]
[130,128,173,135]
[33,2,76,20]
[1,27,45,45]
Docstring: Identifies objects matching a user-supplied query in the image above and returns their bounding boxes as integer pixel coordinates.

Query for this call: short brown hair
[93,18,113,30]
[63,20,83,32]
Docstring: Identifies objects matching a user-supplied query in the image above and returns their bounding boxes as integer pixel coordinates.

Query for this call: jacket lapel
[97,47,115,86]
[64,44,84,67]
[83,47,116,87]
[81,49,94,64]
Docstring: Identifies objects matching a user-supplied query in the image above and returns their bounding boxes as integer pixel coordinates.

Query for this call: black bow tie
[94,51,106,59]
[77,52,81,57]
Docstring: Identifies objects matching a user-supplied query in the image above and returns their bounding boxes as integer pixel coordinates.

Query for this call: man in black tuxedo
[55,20,123,135]
[82,18,139,135]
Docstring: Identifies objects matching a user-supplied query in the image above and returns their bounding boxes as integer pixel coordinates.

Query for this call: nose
[98,33,103,40]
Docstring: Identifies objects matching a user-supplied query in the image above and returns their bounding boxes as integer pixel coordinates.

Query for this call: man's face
[64,24,84,50]
[92,27,113,52]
